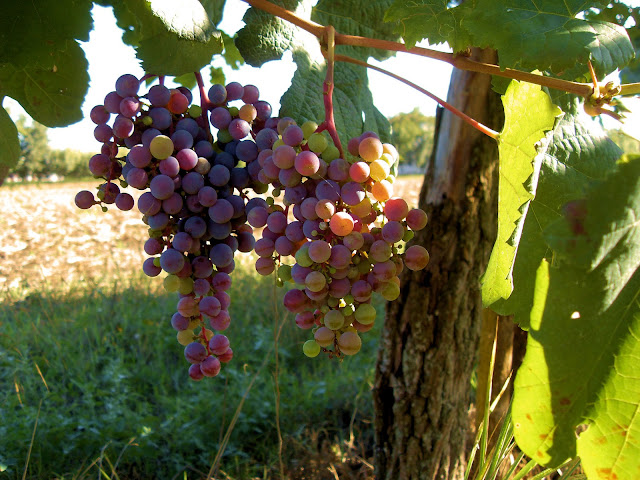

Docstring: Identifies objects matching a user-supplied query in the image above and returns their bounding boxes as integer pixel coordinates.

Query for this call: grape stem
[194,71,214,141]
[316,26,344,157]
[241,0,631,101]
[334,54,500,140]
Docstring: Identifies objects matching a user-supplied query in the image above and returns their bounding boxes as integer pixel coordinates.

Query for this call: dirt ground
[0,176,424,296]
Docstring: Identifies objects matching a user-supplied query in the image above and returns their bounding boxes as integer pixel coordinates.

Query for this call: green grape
[178,277,194,295]
[355,303,376,325]
[217,129,233,143]
[153,257,161,267]
[188,105,202,117]
[164,274,180,292]
[303,339,321,357]
[308,133,328,153]
[301,120,318,139]
[321,144,340,162]
[324,310,344,330]
[228,106,239,116]
[149,135,174,160]
[278,264,292,282]
[379,281,400,301]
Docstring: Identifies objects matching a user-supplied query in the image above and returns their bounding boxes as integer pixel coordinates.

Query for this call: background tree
[388,108,435,169]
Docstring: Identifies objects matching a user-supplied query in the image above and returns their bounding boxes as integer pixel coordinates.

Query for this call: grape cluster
[246,120,430,358]
[75,75,274,380]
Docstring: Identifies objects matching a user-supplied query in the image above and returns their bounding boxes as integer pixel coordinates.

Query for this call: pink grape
[404,245,430,271]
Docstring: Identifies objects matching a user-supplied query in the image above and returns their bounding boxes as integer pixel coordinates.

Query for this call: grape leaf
[466,0,634,78]
[198,0,225,27]
[0,0,93,67]
[108,0,223,75]
[280,53,391,147]
[235,0,305,67]
[490,103,622,328]
[312,0,398,61]
[512,155,640,480]
[383,1,633,79]
[481,81,561,306]
[0,102,20,185]
[384,0,471,51]
[0,41,89,127]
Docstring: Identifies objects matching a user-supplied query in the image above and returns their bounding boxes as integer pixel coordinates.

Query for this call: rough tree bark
[373,49,503,480]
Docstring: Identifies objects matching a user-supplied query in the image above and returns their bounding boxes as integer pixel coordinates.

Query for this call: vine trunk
[373,48,503,480]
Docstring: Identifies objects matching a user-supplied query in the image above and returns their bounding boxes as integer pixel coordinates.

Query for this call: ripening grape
[314,327,335,347]
[404,245,430,271]
[303,340,321,357]
[337,331,361,355]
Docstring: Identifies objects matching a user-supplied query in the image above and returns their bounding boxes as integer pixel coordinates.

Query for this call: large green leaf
[513,155,640,480]
[384,0,471,51]
[481,81,561,306]
[491,103,622,327]
[0,101,20,185]
[236,0,396,143]
[383,1,633,79]
[0,0,93,67]
[0,41,89,127]
[107,0,223,75]
[466,0,634,78]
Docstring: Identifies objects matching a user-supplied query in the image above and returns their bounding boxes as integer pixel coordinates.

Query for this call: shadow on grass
[0,268,381,479]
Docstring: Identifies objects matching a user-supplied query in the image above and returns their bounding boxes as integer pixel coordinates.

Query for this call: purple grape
[115,74,139,97]
[150,174,175,200]
[184,342,208,364]
[104,91,123,114]
[341,182,366,206]
[194,140,215,159]
[160,248,185,274]
[208,221,232,240]
[89,154,111,177]
[192,256,214,278]
[113,115,134,139]
[210,243,233,267]
[225,82,244,101]
[90,105,110,124]
[315,179,340,202]
[228,119,250,140]
[200,295,222,317]
[254,100,272,121]
[210,107,232,129]
[255,128,278,150]
[242,84,259,104]
[148,212,169,230]
[208,164,231,187]
[162,192,183,214]
[138,192,161,215]
[171,312,190,331]
[208,199,234,223]
[144,237,164,255]
[148,85,171,107]
[176,117,199,137]
[184,216,207,238]
[171,130,194,150]
[119,96,140,117]
[75,190,95,209]
[94,123,113,143]
[282,124,304,146]
[208,84,227,105]
[115,192,134,211]
[159,156,180,177]
[141,128,162,147]
[128,145,152,168]
[149,107,172,130]
[143,258,162,277]
[198,186,218,207]
[182,171,205,194]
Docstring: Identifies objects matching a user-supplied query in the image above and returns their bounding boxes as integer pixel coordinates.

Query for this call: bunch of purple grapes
[75,75,274,380]
[246,119,431,358]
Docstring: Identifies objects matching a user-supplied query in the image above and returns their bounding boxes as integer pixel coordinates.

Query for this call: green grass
[0,263,383,479]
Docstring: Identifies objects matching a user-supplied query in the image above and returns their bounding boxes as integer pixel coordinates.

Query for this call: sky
[4,1,639,153]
